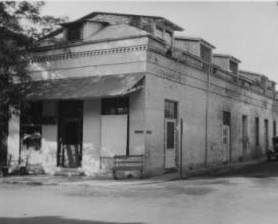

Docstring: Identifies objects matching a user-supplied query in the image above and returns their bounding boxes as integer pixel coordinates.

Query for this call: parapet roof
[61,11,184,31]
[213,54,241,63]
[175,36,215,49]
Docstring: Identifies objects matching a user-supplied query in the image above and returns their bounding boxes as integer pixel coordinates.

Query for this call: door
[242,115,248,158]
[264,119,269,151]
[165,119,177,168]
[58,101,83,168]
[222,125,230,162]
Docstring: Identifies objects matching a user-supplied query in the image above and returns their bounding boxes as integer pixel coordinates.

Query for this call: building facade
[4,12,278,177]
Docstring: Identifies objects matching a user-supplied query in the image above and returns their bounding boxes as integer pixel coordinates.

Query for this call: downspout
[205,63,211,167]
[126,97,130,156]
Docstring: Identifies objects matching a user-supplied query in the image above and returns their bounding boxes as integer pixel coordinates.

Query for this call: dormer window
[67,24,82,42]
[229,60,238,74]
[155,26,164,40]
[200,44,212,63]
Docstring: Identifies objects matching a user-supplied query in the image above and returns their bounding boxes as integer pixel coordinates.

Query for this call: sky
[41,1,278,83]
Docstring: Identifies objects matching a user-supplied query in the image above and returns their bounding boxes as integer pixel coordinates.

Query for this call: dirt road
[1,162,278,224]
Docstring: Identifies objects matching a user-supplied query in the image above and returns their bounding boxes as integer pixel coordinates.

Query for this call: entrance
[57,101,83,168]
[164,100,178,169]
[242,115,248,158]
[264,119,269,151]
[222,111,231,162]
[165,119,177,168]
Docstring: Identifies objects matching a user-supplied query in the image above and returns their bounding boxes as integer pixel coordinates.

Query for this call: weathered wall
[145,46,277,176]
[41,125,57,174]
[145,52,207,176]
[213,57,230,71]
[28,37,148,81]
[7,114,20,168]
[82,99,102,176]
[174,40,200,57]
[83,22,104,39]
[81,97,146,176]
[129,90,146,156]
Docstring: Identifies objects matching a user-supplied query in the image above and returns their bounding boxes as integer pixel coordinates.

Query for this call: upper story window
[165,100,177,119]
[155,26,163,40]
[229,60,238,74]
[67,24,82,42]
[200,45,212,63]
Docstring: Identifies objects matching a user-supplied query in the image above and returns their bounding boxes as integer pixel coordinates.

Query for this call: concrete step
[54,168,85,177]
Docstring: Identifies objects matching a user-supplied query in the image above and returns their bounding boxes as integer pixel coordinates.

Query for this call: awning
[27,73,144,100]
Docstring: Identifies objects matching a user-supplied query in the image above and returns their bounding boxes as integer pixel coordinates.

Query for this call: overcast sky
[42,1,278,83]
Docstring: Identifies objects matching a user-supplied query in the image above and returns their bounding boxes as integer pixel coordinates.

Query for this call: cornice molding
[31,44,148,63]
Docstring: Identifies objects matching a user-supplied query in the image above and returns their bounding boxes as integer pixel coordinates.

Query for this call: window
[164,30,172,43]
[255,117,260,146]
[223,111,231,126]
[165,100,177,119]
[20,102,42,151]
[67,24,82,42]
[155,26,163,40]
[200,45,212,63]
[273,120,277,137]
[229,61,238,74]
[101,97,129,115]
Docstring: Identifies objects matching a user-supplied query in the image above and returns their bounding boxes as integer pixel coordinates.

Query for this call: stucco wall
[7,114,20,167]
[28,37,148,81]
[82,100,102,176]
[129,91,146,156]
[145,49,277,176]
[41,125,57,174]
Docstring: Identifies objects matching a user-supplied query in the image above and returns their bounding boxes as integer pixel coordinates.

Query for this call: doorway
[264,119,269,151]
[242,115,248,158]
[57,101,83,168]
[164,100,178,169]
[222,111,231,162]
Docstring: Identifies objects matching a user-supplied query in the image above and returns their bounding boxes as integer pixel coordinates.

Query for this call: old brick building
[4,12,278,177]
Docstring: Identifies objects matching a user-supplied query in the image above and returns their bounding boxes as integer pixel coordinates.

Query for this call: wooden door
[165,119,177,168]
[222,125,230,162]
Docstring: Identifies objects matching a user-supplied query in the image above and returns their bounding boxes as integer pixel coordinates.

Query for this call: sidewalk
[0,158,267,186]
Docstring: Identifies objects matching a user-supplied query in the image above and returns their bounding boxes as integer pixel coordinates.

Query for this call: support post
[205,64,211,167]
[179,118,183,179]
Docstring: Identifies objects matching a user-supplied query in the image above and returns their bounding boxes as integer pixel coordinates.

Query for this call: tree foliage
[0,1,67,119]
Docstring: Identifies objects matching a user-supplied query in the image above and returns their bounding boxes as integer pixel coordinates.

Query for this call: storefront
[16,73,145,175]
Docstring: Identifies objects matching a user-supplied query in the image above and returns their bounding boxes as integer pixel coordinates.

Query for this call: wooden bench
[112,155,144,179]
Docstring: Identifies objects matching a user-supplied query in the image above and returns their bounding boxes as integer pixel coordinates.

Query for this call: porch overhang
[26,73,145,100]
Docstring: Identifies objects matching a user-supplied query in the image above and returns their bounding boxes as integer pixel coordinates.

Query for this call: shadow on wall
[0,216,145,224]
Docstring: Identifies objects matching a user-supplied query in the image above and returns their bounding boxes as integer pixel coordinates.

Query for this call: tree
[0,1,66,166]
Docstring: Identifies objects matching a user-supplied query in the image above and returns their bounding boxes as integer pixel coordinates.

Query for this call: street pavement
[1,161,278,224]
